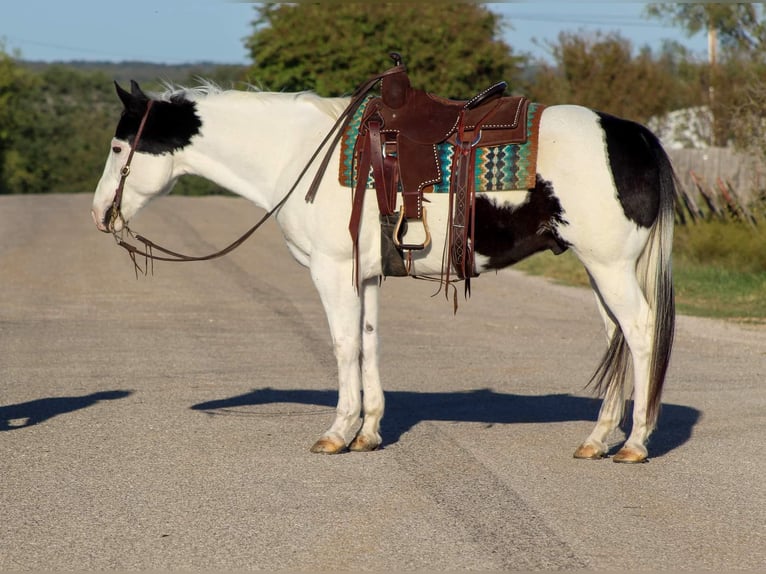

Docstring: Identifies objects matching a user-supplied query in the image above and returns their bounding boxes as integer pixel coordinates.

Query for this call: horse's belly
[402,190,530,277]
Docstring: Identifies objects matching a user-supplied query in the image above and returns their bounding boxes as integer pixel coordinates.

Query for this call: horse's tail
[591,131,676,430]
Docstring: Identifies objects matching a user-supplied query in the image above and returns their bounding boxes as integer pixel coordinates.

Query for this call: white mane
[152,79,348,120]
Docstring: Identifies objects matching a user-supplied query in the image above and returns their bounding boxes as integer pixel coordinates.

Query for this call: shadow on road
[191,387,700,458]
[0,390,133,431]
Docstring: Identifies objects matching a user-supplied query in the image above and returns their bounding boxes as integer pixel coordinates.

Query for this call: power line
[500,14,678,29]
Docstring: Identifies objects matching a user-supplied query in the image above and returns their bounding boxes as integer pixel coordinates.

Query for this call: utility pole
[708,22,717,146]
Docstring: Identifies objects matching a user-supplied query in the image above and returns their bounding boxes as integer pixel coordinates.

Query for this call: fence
[668,147,765,226]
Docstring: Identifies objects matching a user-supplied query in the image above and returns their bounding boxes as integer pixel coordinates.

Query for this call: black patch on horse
[597,112,661,228]
[473,175,570,270]
[115,90,202,155]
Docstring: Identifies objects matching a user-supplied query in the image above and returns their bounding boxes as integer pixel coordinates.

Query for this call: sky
[1,2,709,66]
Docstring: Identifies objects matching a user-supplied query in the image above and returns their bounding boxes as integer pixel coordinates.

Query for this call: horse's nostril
[100,206,114,233]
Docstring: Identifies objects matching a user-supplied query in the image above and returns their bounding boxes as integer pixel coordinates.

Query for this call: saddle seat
[379,67,528,146]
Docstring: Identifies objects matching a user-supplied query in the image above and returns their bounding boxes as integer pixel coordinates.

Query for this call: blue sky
[1,2,708,65]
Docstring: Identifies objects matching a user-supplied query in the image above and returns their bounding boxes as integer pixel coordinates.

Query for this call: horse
[91,79,676,463]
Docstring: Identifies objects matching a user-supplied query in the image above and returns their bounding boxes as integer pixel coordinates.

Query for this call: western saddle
[310,53,535,288]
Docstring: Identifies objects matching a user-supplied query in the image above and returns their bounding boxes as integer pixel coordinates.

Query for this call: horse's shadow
[0,390,133,431]
[191,387,700,458]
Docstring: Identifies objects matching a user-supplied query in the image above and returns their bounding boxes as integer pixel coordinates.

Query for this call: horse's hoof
[573,443,606,460]
[613,446,648,464]
[309,436,347,454]
[349,434,381,452]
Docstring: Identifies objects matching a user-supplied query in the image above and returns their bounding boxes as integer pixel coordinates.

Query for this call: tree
[245,4,525,98]
[645,4,766,54]
[0,45,40,193]
[3,65,118,194]
[646,4,766,147]
[525,31,701,124]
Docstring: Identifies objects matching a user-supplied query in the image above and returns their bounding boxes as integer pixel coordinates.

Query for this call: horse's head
[91,81,202,233]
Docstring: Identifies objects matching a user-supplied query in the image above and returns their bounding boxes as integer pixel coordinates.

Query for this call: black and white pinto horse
[92,81,675,463]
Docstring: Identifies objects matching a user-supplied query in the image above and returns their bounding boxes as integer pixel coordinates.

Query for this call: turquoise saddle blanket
[338,96,544,192]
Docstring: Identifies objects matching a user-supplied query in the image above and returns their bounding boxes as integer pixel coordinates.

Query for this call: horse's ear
[129,80,147,99]
[115,81,132,109]
[115,80,149,113]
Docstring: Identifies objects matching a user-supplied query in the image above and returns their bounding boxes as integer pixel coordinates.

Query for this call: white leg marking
[309,254,363,453]
[585,262,654,461]
[350,277,385,451]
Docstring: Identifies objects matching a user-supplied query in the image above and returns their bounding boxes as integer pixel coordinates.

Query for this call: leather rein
[109,66,404,274]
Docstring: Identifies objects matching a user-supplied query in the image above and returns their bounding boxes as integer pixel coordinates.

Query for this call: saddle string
[443,100,504,299]
[112,64,407,271]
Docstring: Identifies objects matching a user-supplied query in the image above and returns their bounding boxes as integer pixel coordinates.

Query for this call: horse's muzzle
[92,206,113,233]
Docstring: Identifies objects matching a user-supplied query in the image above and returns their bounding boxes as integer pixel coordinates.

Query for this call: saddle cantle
[346,53,544,284]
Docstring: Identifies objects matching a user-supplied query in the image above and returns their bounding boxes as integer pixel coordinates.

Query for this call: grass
[514,219,766,323]
[673,264,766,321]
[514,249,590,288]
[673,220,766,321]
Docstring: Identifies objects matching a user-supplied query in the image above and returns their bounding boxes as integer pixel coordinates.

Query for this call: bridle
[109,99,154,233]
[109,64,404,275]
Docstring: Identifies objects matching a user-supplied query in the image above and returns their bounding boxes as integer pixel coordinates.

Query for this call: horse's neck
[176,92,348,210]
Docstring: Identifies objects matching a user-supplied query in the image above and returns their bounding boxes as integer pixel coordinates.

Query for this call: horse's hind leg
[349,277,384,452]
[573,280,627,459]
[576,262,654,462]
[309,254,364,454]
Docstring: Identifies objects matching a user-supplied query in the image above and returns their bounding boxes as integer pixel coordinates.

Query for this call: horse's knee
[333,336,361,366]
[333,335,359,353]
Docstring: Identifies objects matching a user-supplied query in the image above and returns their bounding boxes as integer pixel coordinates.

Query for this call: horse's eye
[112,146,122,154]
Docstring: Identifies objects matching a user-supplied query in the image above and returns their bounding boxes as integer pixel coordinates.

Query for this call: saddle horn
[382,52,409,109]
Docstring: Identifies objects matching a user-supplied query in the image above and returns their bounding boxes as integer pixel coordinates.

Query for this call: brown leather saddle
[348,53,536,284]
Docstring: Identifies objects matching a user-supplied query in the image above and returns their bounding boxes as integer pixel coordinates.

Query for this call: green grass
[514,250,590,288]
[514,219,766,323]
[673,263,766,321]
[673,220,766,321]
[674,219,766,274]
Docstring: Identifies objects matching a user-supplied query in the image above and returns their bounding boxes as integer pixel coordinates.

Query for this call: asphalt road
[1,194,764,571]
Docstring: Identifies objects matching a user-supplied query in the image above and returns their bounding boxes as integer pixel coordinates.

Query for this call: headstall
[109,99,154,232]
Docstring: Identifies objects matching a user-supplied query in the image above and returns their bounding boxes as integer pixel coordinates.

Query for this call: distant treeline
[0,55,248,196]
[3,2,766,204]
[21,60,249,89]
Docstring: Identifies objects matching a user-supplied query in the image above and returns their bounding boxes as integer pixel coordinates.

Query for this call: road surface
[1,194,764,570]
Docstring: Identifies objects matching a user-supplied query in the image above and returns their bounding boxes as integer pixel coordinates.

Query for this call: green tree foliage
[525,31,703,123]
[0,50,231,195]
[245,3,524,98]
[0,46,40,193]
[704,52,766,149]
[0,53,126,194]
[3,64,117,194]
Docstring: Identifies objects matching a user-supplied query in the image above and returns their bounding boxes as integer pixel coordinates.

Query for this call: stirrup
[392,207,431,251]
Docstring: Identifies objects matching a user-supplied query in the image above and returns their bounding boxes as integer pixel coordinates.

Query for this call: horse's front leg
[309,254,364,454]
[349,277,384,452]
